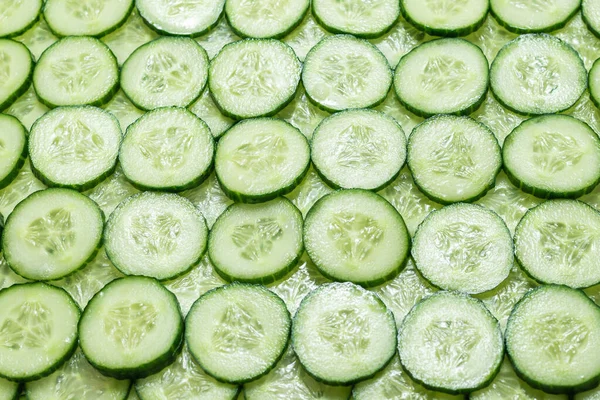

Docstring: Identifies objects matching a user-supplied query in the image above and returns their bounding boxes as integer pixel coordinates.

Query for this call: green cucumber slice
[312,0,400,38]
[84,167,139,218]
[505,285,600,394]
[2,188,103,281]
[0,39,33,111]
[490,34,586,115]
[103,90,144,132]
[398,292,504,394]
[225,0,309,39]
[185,283,291,384]
[180,173,232,229]
[29,106,121,191]
[311,109,406,191]
[189,90,234,139]
[0,114,26,190]
[292,282,397,385]
[43,0,133,37]
[502,115,600,199]
[5,85,50,130]
[79,276,184,380]
[302,35,391,112]
[407,115,501,204]
[194,18,240,59]
[491,0,580,33]
[0,160,46,218]
[584,0,600,38]
[589,58,600,109]
[577,386,600,400]
[304,189,410,287]
[12,17,57,61]
[25,349,131,400]
[283,13,330,62]
[119,107,214,191]
[208,197,303,284]
[0,0,41,38]
[209,39,301,119]
[401,0,489,37]
[105,192,208,281]
[0,377,18,400]
[120,37,208,110]
[394,38,489,117]
[0,282,80,382]
[277,85,330,139]
[215,118,310,203]
[136,0,224,36]
[369,14,426,69]
[101,10,159,66]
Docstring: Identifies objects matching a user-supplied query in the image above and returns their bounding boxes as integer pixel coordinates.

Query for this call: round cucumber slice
[304,189,410,287]
[0,39,33,111]
[120,37,208,110]
[490,0,580,33]
[186,283,291,384]
[105,192,208,281]
[394,38,489,117]
[311,109,406,191]
[0,377,18,400]
[29,106,121,191]
[407,115,501,204]
[302,35,391,112]
[2,188,103,281]
[589,57,600,108]
[119,107,214,191]
[401,0,489,37]
[136,0,224,36]
[292,282,397,385]
[33,37,118,108]
[44,0,133,37]
[515,200,600,289]
[225,0,309,39]
[215,118,310,203]
[0,283,80,382]
[490,34,586,115]
[502,115,600,199]
[506,285,600,394]
[312,0,399,38]
[412,203,513,294]
[0,0,41,38]
[209,39,301,119]
[398,291,504,394]
[209,197,303,284]
[584,0,600,38]
[0,114,26,190]
[79,276,184,380]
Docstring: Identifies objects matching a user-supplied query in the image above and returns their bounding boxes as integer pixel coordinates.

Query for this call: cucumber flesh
[0,0,41,38]
[491,0,580,33]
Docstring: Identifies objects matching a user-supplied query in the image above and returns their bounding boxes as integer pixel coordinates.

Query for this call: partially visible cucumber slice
[277,85,330,139]
[44,0,133,37]
[312,0,399,38]
[283,13,330,62]
[137,0,224,36]
[0,39,33,111]
[180,173,232,229]
[5,85,50,130]
[0,0,41,38]
[103,90,144,132]
[0,160,46,218]
[577,386,600,400]
[0,114,26,190]
[225,0,309,39]
[401,0,489,37]
[369,15,425,69]
[194,18,240,59]
[584,0,600,38]
[101,10,159,66]
[84,167,139,218]
[589,58,600,109]
[12,17,57,61]
[491,0,580,33]
[189,90,234,139]
[0,377,18,400]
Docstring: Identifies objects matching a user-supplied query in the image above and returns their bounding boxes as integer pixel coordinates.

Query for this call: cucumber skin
[400,0,488,37]
[490,3,580,34]
[226,4,309,39]
[0,45,34,112]
[583,3,600,39]
[138,8,222,38]
[1,13,40,39]
[590,59,600,110]
[0,283,80,383]
[79,277,185,380]
[505,285,600,395]
[0,116,28,191]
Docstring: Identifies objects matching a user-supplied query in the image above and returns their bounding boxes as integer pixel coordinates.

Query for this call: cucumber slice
[121,37,208,110]
[505,285,600,394]
[215,118,310,203]
[135,345,239,400]
[5,85,50,130]
[370,14,426,69]
[586,284,600,306]
[471,94,525,146]
[515,200,600,288]
[209,39,301,119]
[470,358,568,399]
[0,0,41,38]
[413,203,514,294]
[244,346,352,400]
[0,160,46,218]
[85,167,139,218]
[186,283,291,384]
[466,17,518,63]
[398,292,504,394]
[577,386,600,400]
[584,0,600,38]
[180,173,232,229]
[25,349,131,400]
[29,106,121,191]
[312,0,399,38]
[12,17,57,61]
[0,254,28,292]
[277,85,330,139]
[554,12,600,70]
[401,0,489,37]
[225,0,309,39]
[33,37,118,108]
[194,18,240,60]
[590,58,600,109]
[0,378,18,400]
[311,109,406,191]
[2,188,103,281]
[101,10,159,66]
[44,0,133,37]
[302,35,391,112]
[304,189,410,287]
[283,13,330,62]
[394,38,489,118]
[189,90,234,139]
[105,192,208,281]
[490,34,586,115]
[79,276,184,380]
[491,0,580,33]
[502,115,600,199]
[284,167,333,217]
[208,197,303,284]
[408,116,501,204]
[0,115,26,190]
[292,282,397,385]
[0,282,79,382]
[0,39,32,111]
[119,107,214,191]
[353,356,464,400]
[103,90,144,132]
[137,0,224,36]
